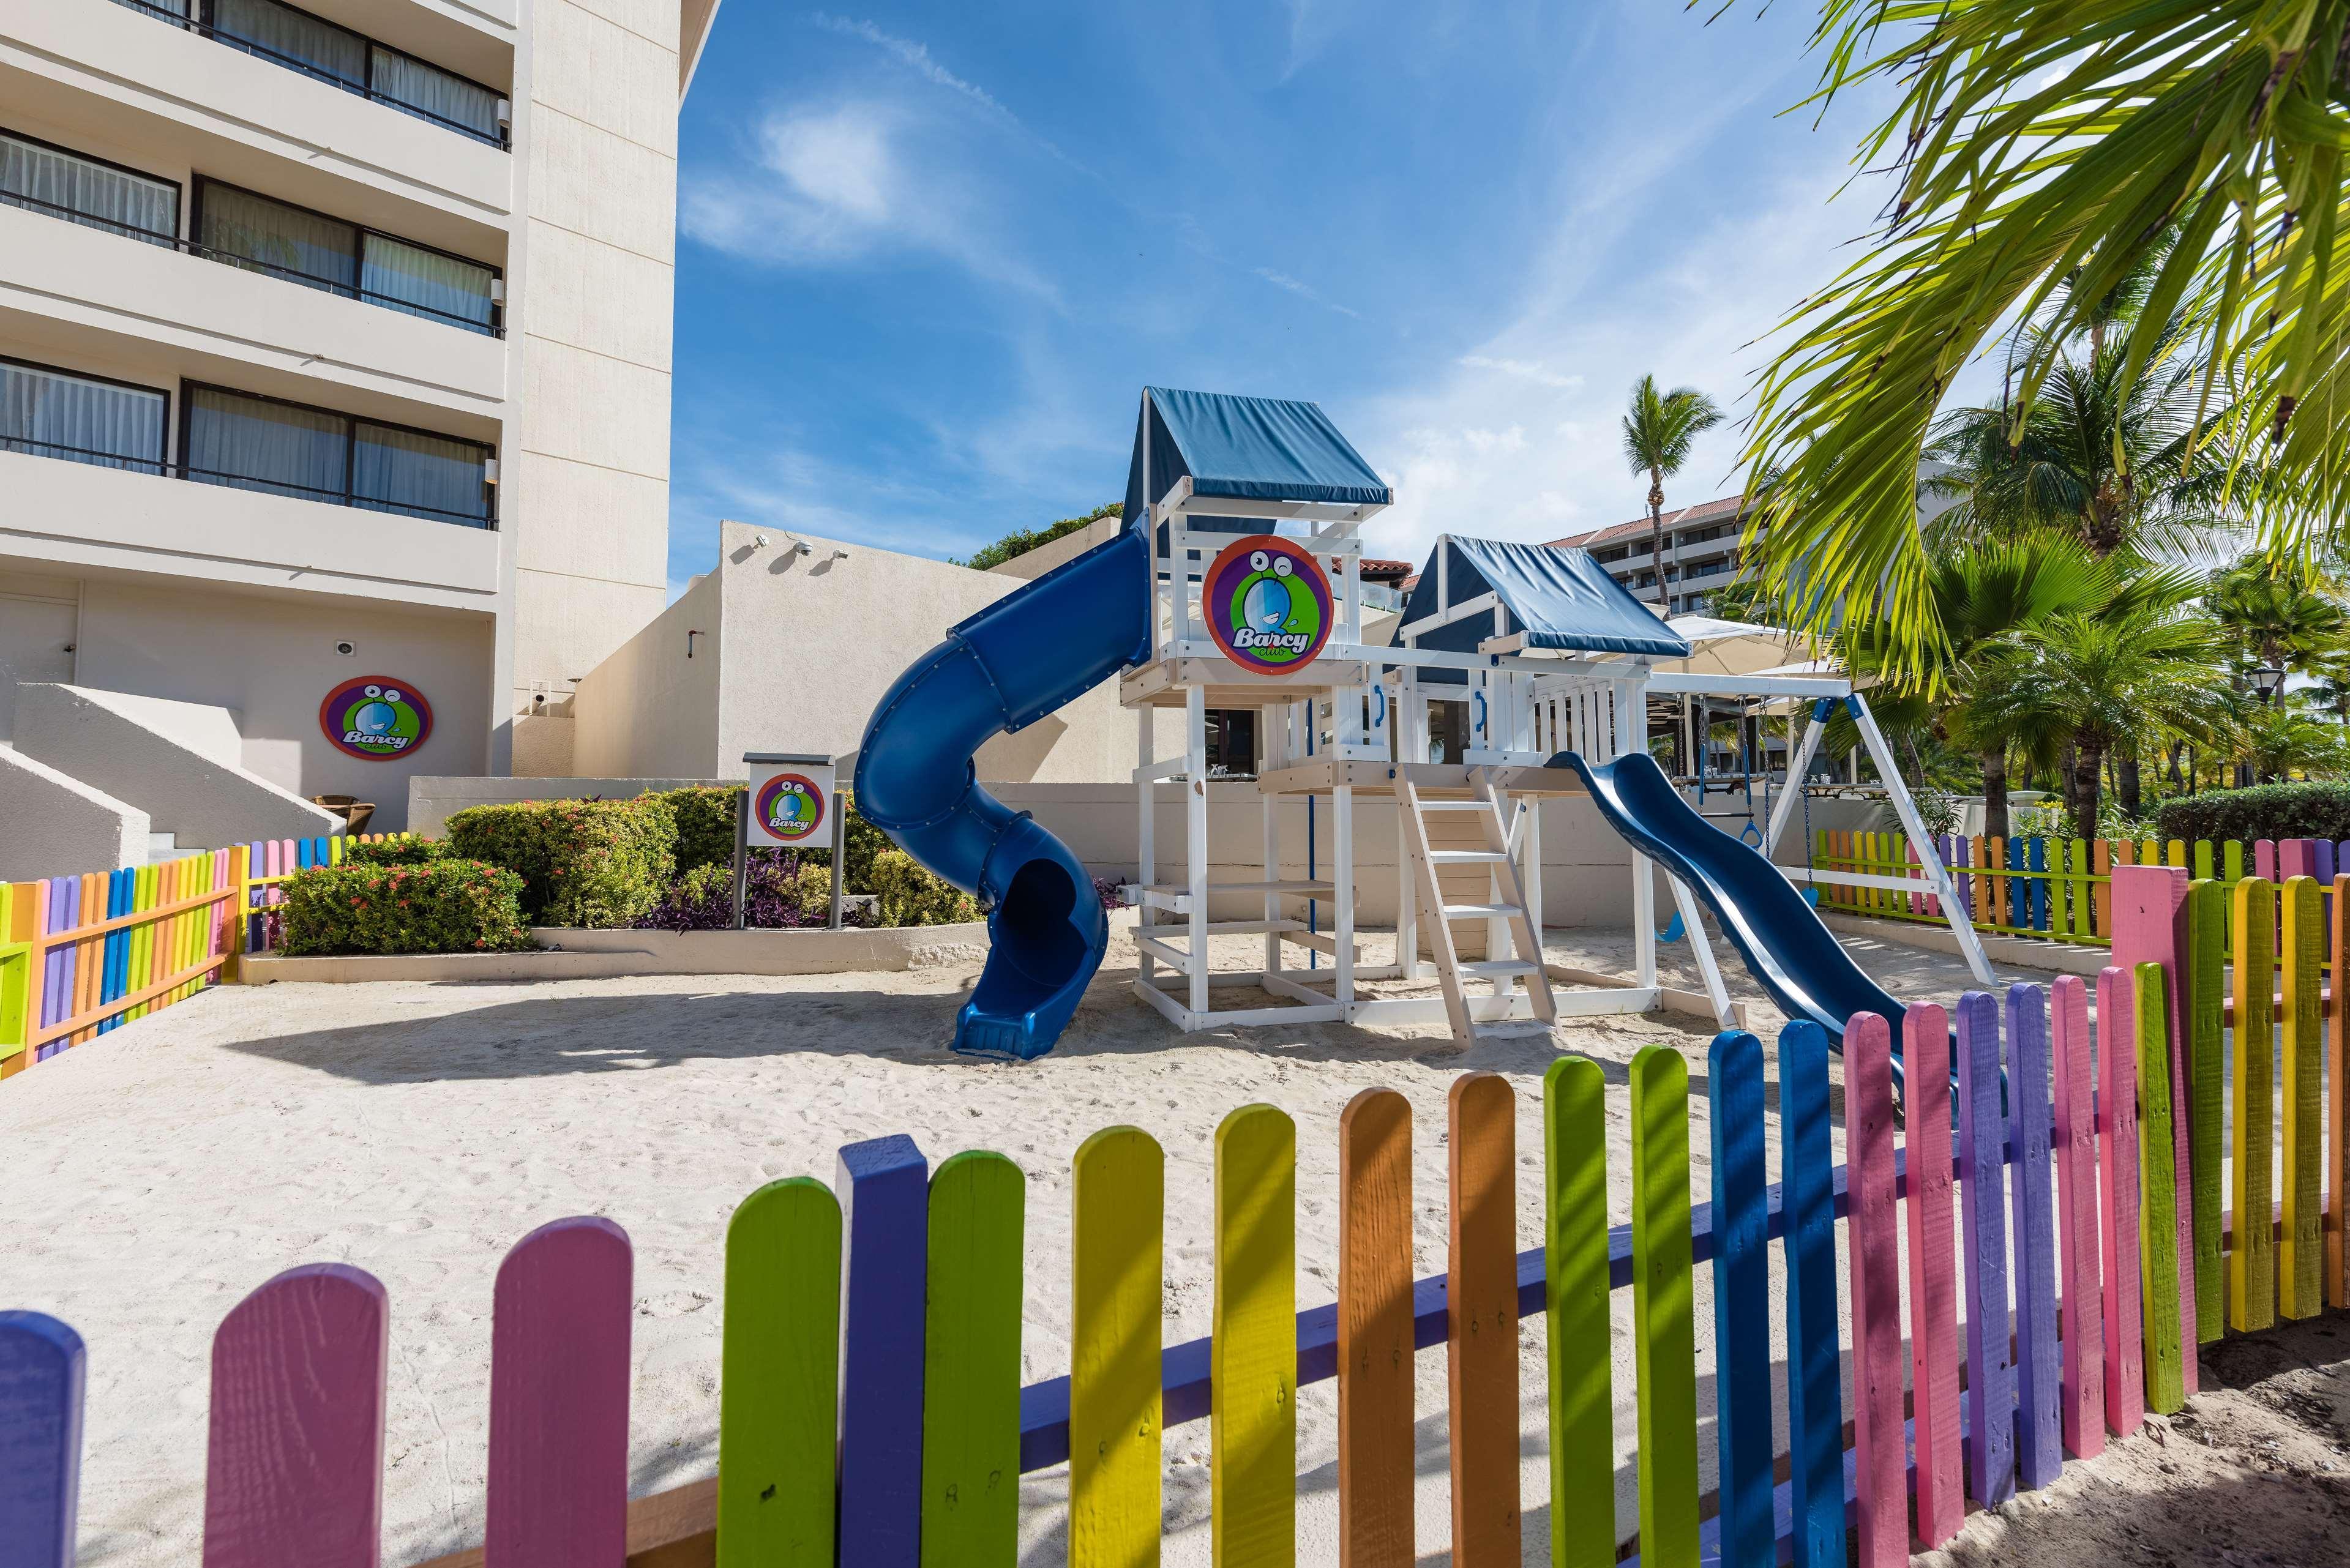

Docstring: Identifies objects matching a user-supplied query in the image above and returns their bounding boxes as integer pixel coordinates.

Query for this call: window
[1,358,169,473]
[1,129,179,245]
[1204,709,1257,777]
[181,383,494,526]
[194,180,501,334]
[113,0,509,149]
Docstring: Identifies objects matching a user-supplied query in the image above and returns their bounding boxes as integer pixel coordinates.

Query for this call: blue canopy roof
[1394,537,1692,671]
[1121,387,1393,542]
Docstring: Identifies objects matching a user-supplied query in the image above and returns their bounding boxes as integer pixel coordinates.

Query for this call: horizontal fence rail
[0,832,408,1077]
[5,864,2344,1566]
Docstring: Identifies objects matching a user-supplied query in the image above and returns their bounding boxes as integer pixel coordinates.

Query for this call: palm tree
[1736,0,2340,676]
[2208,553,2348,676]
[1967,603,2232,835]
[1839,536,2112,837]
[2237,703,2350,784]
[1620,376,1723,608]
[1923,316,2243,559]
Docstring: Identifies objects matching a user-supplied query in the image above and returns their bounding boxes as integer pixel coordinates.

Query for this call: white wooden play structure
[1115,387,1990,1046]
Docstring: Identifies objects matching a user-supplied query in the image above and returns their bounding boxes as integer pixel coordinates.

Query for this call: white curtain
[1,133,178,244]
[0,363,166,471]
[199,182,357,293]
[353,422,490,525]
[211,0,364,87]
[361,235,495,332]
[370,47,501,141]
[185,387,347,501]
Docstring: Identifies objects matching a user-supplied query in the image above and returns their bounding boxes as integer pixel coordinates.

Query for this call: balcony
[4,3,513,222]
[1,359,497,535]
[108,0,509,150]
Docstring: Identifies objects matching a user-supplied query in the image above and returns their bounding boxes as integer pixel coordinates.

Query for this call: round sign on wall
[754,771,826,842]
[1201,533,1334,674]
[320,677,433,760]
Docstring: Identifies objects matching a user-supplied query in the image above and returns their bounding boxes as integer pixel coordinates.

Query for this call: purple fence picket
[2005,985,2061,1488]
[202,1265,389,1568]
[2097,968,2145,1437]
[2051,976,2104,1458]
[836,1135,929,1568]
[0,1311,86,1568]
[1956,991,2014,1507]
[486,1217,632,1568]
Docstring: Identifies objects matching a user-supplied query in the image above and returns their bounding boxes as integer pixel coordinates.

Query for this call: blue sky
[666,2,1902,593]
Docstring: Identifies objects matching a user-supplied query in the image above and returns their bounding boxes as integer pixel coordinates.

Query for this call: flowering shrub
[338,835,451,868]
[280,861,529,955]
[444,796,676,927]
[634,848,877,931]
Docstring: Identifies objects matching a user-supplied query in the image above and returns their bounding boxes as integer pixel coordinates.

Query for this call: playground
[1,924,2032,1567]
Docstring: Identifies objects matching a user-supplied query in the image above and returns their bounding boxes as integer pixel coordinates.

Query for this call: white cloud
[681,99,1059,301]
[1255,267,1361,318]
[1458,355,1583,390]
[812,14,1019,125]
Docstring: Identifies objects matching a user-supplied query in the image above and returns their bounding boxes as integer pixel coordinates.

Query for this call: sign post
[739,752,844,930]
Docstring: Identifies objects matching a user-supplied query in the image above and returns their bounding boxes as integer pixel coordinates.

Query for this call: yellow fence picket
[1213,1105,1296,1568]
[1070,1127,1164,1568]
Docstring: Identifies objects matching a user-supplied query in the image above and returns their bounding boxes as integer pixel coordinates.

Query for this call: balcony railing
[0,186,503,337]
[0,433,497,529]
[108,0,511,151]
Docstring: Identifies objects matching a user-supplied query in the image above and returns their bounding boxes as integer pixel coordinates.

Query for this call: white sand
[0,920,2038,1566]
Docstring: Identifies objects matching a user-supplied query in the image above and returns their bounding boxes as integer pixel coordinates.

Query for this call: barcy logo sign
[321,678,432,761]
[1202,534,1334,674]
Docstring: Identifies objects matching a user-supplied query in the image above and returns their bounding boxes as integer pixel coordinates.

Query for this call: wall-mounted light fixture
[687,629,705,658]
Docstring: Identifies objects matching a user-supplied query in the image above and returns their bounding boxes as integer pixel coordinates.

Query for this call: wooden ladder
[1398,765,1557,1043]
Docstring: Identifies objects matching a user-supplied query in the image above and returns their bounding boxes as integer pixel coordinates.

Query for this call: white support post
[1137,703,1154,985]
[1844,695,1996,985]
[1261,777,1279,980]
[1185,682,1210,1014]
[1668,875,1735,1026]
[1623,679,1657,988]
[1762,707,1830,861]
[1524,795,1544,963]
[1396,666,1421,979]
[1334,782,1355,1012]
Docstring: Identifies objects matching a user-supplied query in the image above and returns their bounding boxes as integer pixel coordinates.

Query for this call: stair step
[1440,903,1521,919]
[1426,849,1508,864]
[1461,960,1538,978]
[1415,799,1489,811]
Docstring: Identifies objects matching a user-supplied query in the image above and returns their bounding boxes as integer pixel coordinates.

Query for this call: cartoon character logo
[320,678,432,761]
[1202,534,1333,674]
[754,772,826,841]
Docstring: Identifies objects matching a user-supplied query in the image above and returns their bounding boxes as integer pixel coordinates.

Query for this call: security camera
[335,640,357,656]
[752,532,770,548]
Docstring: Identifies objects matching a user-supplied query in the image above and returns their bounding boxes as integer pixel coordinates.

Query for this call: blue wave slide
[854,527,1151,1059]
[1555,749,1917,1072]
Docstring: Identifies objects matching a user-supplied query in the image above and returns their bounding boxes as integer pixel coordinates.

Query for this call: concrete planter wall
[239,922,990,984]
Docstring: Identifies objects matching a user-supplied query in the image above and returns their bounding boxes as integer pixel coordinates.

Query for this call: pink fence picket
[203,1264,388,1568]
[1843,1013,1904,1567]
[1903,1002,1964,1547]
[2097,966,2145,1437]
[487,1217,633,1568]
[2051,976,2104,1457]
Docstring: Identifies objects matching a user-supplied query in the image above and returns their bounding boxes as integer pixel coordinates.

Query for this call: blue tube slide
[1554,749,1919,1079]
[855,527,1152,1059]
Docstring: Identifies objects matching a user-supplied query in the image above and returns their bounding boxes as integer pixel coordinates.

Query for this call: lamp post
[2252,663,2288,703]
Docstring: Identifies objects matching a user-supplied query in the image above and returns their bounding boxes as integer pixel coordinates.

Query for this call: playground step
[1426,849,1510,865]
[1439,902,1521,919]
[1414,799,1489,811]
[1459,959,1538,979]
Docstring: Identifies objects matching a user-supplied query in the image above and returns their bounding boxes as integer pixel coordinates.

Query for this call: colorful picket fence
[0,832,412,1078]
[6,862,2339,1564]
[1816,829,2350,957]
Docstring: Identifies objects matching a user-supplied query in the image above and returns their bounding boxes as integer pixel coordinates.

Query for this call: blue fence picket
[2006,984,2061,1487]
[1708,1031,1773,1568]
[1779,1020,1843,1568]
[0,1311,86,1568]
[1958,991,2015,1506]
[2028,838,2050,931]
[835,1134,929,1568]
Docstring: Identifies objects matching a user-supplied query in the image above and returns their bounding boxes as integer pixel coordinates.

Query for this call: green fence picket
[2187,879,2226,1343]
[1545,1058,1614,1568]
[922,1151,1025,1567]
[2135,965,2183,1414]
[1630,1045,1698,1567]
[719,1178,843,1567]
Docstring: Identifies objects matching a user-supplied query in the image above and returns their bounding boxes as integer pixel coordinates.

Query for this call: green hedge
[444,796,676,927]
[338,835,450,867]
[870,848,979,926]
[281,861,529,955]
[2154,783,2350,846]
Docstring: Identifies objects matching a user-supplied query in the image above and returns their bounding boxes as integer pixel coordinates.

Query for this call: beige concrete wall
[406,773,719,835]
[67,580,495,829]
[15,682,338,846]
[571,569,722,775]
[986,516,1123,581]
[0,745,147,881]
[505,0,681,730]
[697,520,1183,778]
